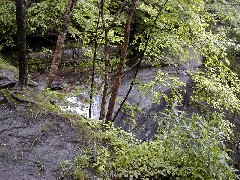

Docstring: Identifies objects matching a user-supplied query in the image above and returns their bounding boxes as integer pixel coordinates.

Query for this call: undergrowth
[59,109,238,179]
[2,84,237,179]
[0,55,18,73]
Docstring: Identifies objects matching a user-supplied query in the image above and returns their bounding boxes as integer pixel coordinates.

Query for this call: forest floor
[0,103,87,180]
[0,67,93,180]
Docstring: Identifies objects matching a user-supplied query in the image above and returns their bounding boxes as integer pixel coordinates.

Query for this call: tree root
[0,90,16,109]
[5,90,35,105]
[0,80,17,89]
[0,89,35,109]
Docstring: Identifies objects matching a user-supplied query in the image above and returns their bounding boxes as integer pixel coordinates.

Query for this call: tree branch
[112,0,169,121]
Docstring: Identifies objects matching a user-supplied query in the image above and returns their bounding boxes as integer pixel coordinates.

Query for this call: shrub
[71,109,238,179]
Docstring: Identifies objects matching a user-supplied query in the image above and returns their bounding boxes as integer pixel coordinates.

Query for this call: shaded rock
[0,69,18,81]
[32,72,68,91]
[0,79,16,88]
[0,69,18,88]
[114,64,197,141]
[50,81,65,90]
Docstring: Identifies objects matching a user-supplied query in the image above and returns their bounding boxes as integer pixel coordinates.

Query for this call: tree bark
[47,0,77,88]
[89,1,101,119]
[16,0,28,87]
[99,29,110,121]
[112,0,169,121]
[105,0,138,123]
[99,0,110,120]
[99,1,129,121]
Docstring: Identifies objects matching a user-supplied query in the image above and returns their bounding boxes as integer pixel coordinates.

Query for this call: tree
[0,0,16,50]
[89,0,101,119]
[99,1,128,120]
[105,0,138,123]
[98,0,109,120]
[47,0,77,88]
[16,0,28,87]
[112,0,169,122]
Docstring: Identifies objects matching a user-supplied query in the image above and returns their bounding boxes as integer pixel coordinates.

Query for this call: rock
[0,69,18,81]
[0,96,4,101]
[0,79,16,88]
[114,64,197,141]
[50,81,65,90]
[36,80,47,92]
[0,69,18,88]
[27,80,38,87]
[32,73,65,91]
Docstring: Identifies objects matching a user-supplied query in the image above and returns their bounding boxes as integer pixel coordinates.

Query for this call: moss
[28,57,47,73]
[0,55,18,73]
[40,122,55,133]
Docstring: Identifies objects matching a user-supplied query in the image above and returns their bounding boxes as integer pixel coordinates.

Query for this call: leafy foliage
[62,109,237,179]
[0,0,16,50]
[206,0,240,42]
[191,65,240,115]
[132,0,207,65]
[1,0,240,179]
[27,0,66,35]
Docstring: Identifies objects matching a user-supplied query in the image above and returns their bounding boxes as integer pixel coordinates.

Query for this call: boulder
[0,69,18,88]
[0,69,18,81]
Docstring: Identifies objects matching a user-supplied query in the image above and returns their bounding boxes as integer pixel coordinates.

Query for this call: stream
[60,92,100,120]
[26,44,204,141]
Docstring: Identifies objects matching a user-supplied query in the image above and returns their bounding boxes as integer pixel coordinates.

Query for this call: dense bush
[0,0,16,50]
[61,109,238,179]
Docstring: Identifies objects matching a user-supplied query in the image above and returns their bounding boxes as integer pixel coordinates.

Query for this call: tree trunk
[99,0,110,120]
[99,1,129,121]
[105,0,138,123]
[89,1,101,119]
[16,0,28,87]
[112,0,169,121]
[47,0,77,88]
[99,31,110,121]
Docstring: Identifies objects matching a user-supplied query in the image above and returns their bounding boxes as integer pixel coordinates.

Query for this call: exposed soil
[0,103,86,180]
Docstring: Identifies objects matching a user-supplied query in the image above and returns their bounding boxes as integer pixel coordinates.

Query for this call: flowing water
[57,57,201,133]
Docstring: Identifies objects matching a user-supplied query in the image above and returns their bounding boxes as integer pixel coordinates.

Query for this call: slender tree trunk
[89,2,101,119]
[99,30,110,120]
[99,0,110,120]
[112,0,169,121]
[112,55,141,122]
[105,0,138,123]
[99,1,129,121]
[47,0,77,88]
[16,0,28,87]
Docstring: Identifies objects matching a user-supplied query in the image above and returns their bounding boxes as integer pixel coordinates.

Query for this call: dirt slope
[0,104,85,180]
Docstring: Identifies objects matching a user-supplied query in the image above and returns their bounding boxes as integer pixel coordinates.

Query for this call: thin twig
[89,1,101,119]
[107,1,129,31]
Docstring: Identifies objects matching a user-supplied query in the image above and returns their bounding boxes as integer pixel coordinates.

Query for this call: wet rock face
[114,56,201,141]
[0,106,85,179]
